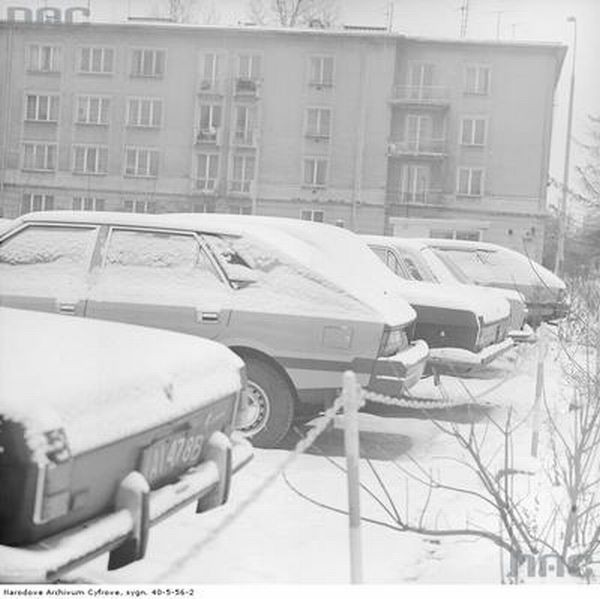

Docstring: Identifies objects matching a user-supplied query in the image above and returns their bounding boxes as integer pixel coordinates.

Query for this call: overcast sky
[2,0,599,213]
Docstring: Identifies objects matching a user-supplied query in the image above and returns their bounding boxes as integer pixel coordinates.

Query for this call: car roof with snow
[6,211,417,328]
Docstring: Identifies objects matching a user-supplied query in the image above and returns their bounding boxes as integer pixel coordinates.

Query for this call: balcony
[386,189,445,209]
[390,85,450,107]
[197,78,225,95]
[232,129,257,148]
[388,138,447,159]
[234,77,261,98]
[195,128,221,145]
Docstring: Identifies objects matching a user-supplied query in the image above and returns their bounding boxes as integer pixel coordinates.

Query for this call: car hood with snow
[0,308,245,457]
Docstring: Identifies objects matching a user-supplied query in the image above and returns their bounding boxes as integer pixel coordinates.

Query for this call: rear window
[203,233,373,317]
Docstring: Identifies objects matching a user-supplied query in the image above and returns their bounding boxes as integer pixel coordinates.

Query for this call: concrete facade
[0,21,565,258]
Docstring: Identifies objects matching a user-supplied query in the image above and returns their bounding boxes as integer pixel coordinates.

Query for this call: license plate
[139,428,204,487]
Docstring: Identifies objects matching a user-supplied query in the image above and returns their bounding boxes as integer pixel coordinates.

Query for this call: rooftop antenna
[459,0,469,37]
[494,10,505,40]
[386,2,394,32]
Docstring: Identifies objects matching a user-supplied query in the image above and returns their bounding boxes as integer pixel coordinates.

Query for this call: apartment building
[0,20,564,259]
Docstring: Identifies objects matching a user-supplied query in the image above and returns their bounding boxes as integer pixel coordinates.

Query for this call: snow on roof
[0,308,243,460]
[13,212,417,328]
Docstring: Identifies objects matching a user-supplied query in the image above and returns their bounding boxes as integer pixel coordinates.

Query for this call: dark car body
[362,235,515,373]
[426,239,569,327]
[0,307,252,582]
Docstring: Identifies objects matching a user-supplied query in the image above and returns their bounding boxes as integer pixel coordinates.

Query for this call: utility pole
[554,16,577,276]
[494,10,504,40]
[386,2,394,32]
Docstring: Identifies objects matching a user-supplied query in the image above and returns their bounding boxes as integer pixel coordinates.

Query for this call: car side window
[102,228,223,288]
[0,225,97,290]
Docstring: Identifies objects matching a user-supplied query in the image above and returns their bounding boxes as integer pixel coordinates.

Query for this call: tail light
[379,326,409,357]
[33,428,74,524]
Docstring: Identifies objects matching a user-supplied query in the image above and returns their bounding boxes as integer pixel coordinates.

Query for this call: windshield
[428,248,473,284]
[201,232,375,319]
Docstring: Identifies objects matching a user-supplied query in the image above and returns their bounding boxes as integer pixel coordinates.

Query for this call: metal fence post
[531,325,550,457]
[343,370,363,584]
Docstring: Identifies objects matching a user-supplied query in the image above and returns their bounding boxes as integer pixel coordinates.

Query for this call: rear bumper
[428,338,514,373]
[509,324,536,344]
[0,434,253,583]
[367,339,429,397]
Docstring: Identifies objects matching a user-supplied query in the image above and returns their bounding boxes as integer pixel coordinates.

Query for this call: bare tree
[168,0,196,23]
[247,0,339,28]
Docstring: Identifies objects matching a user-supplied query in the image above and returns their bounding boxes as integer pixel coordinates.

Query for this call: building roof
[0,18,566,54]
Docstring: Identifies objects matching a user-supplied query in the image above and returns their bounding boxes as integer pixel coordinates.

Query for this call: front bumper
[0,433,253,583]
[367,339,429,397]
[428,338,514,374]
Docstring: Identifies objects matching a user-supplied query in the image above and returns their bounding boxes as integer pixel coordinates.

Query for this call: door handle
[58,302,76,314]
[197,311,220,323]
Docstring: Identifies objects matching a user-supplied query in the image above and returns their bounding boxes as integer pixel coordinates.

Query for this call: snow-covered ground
[72,337,579,584]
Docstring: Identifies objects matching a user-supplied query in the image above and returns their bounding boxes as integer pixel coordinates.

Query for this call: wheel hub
[235,380,270,436]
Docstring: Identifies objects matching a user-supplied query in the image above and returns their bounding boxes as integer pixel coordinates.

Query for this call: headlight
[379,326,409,357]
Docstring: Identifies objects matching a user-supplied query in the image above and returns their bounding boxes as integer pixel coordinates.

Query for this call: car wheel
[235,358,295,448]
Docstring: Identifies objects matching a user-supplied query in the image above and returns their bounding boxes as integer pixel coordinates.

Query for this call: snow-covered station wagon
[0,308,253,583]
[0,213,429,447]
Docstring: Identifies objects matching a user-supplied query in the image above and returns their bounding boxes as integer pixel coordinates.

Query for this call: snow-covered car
[0,307,253,583]
[424,239,569,327]
[363,236,532,342]
[354,236,514,373]
[0,212,428,448]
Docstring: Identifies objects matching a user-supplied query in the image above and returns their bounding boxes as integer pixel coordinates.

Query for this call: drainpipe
[351,51,367,231]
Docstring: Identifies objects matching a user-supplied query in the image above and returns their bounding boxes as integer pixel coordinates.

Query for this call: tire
[235,357,295,448]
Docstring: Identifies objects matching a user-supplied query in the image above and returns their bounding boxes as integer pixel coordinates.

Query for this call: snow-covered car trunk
[0,308,253,582]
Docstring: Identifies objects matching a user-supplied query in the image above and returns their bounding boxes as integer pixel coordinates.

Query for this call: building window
[73,197,106,211]
[127,98,163,128]
[200,52,221,90]
[465,65,491,95]
[230,155,255,194]
[131,49,165,78]
[303,158,328,188]
[457,167,484,197]
[233,105,256,146]
[306,108,331,139]
[73,145,108,175]
[196,104,222,142]
[124,147,159,178]
[76,95,110,125]
[301,210,324,222]
[400,164,430,203]
[309,56,334,87]
[78,47,114,74]
[430,229,482,241]
[461,118,487,146]
[27,44,61,73]
[191,202,215,213]
[195,154,219,191]
[25,94,59,122]
[123,200,157,213]
[20,193,54,214]
[237,54,261,80]
[229,205,252,215]
[22,142,56,171]
[406,62,434,92]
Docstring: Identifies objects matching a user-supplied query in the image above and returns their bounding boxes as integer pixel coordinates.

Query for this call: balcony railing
[235,77,261,97]
[388,138,447,157]
[390,85,450,105]
[387,189,445,207]
[197,78,225,95]
[195,128,220,145]
[233,130,257,147]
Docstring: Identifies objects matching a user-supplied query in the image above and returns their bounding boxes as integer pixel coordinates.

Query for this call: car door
[0,223,97,316]
[84,226,232,339]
